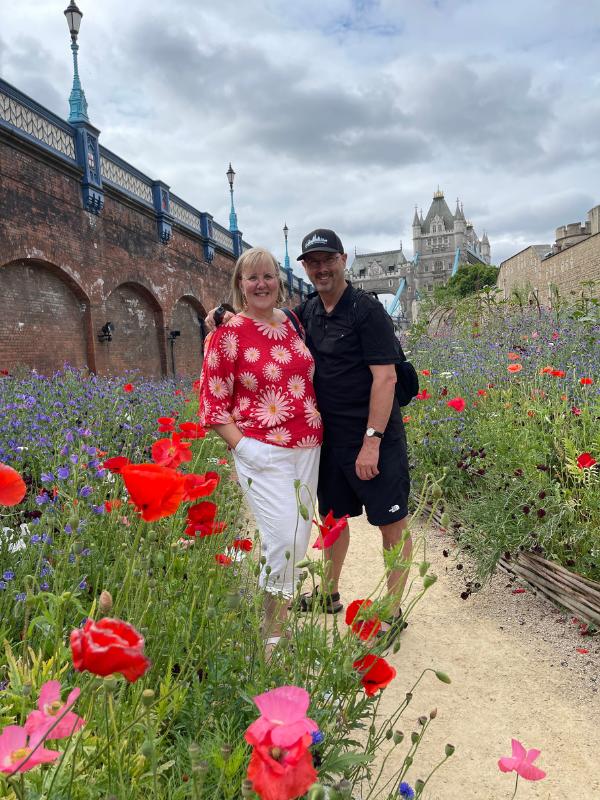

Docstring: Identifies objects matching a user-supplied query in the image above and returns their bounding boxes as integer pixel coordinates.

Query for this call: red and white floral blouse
[198,314,323,448]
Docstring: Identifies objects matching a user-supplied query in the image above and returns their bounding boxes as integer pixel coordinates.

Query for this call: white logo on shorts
[388,504,400,513]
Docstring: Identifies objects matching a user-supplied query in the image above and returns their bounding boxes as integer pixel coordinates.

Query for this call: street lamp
[226,163,238,233]
[283,222,290,270]
[63,1,89,122]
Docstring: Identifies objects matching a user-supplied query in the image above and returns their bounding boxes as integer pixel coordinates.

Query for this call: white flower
[221,332,239,360]
[266,426,292,445]
[237,397,251,411]
[303,397,322,429]
[270,345,292,364]
[288,375,306,398]
[263,362,282,381]
[253,319,287,340]
[240,372,258,392]
[255,388,294,427]
[439,371,453,378]
[206,349,220,369]
[225,314,244,327]
[292,338,312,359]
[209,376,230,399]
[244,347,261,363]
[296,435,320,448]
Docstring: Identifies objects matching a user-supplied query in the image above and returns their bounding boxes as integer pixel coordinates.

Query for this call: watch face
[366,427,374,436]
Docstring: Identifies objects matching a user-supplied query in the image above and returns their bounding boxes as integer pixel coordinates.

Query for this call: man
[292,229,412,639]
[207,228,412,639]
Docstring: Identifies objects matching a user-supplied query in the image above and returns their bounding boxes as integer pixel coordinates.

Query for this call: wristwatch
[365,427,384,439]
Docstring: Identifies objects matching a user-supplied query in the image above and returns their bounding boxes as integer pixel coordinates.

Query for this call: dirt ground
[335,516,600,800]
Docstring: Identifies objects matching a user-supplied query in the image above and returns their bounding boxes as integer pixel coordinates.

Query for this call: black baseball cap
[297,228,344,261]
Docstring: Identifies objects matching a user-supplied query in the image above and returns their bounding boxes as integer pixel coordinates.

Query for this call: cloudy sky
[2,0,600,272]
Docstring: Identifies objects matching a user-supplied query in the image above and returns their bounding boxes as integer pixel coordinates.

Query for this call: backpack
[300,288,419,407]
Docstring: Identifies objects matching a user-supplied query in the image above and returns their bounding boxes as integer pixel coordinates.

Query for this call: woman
[198,247,322,654]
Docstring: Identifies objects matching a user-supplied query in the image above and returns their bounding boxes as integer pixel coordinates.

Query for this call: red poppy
[421,369,431,376]
[102,456,131,474]
[123,383,134,392]
[345,599,381,641]
[402,415,411,423]
[121,463,186,521]
[507,352,521,360]
[571,406,582,416]
[0,464,27,506]
[0,369,9,376]
[440,387,448,397]
[246,732,316,800]
[185,501,226,537]
[477,389,487,396]
[174,389,183,396]
[104,499,123,513]
[416,389,431,400]
[507,364,523,373]
[447,397,466,412]
[550,370,565,378]
[576,453,597,469]
[178,421,207,439]
[312,510,349,550]
[233,538,253,551]
[70,617,150,682]
[580,377,593,386]
[182,471,220,502]
[487,383,495,389]
[151,433,193,469]
[512,588,526,594]
[539,366,553,375]
[215,553,232,565]
[218,458,228,465]
[353,654,396,696]
[576,648,589,654]
[157,417,176,433]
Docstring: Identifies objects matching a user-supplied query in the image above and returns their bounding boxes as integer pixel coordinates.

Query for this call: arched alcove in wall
[169,295,207,378]
[96,282,166,377]
[0,259,91,374]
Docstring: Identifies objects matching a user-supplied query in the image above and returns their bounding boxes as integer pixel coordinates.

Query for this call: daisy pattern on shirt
[214,408,234,424]
[221,332,239,360]
[292,337,312,359]
[255,388,294,427]
[239,371,258,392]
[244,347,261,363]
[206,348,220,369]
[308,363,315,381]
[296,435,320,448]
[270,345,292,364]
[263,362,282,381]
[253,319,287,340]
[224,373,236,395]
[266,426,292,445]
[209,376,230,399]
[287,375,306,398]
[237,396,251,411]
[226,314,244,327]
[303,397,322,429]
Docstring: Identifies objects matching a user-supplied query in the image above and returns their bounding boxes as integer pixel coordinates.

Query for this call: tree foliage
[433,263,498,303]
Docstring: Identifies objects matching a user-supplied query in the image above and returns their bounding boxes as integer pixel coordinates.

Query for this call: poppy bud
[295,558,311,569]
[419,561,430,577]
[142,689,155,707]
[285,550,291,560]
[411,731,420,744]
[242,778,256,797]
[99,590,113,613]
[431,483,443,499]
[220,744,232,761]
[104,675,118,693]
[392,639,401,654]
[306,785,326,800]
[147,530,157,542]
[429,708,438,719]
[404,755,413,768]
[385,728,393,740]
[260,555,267,565]
[264,565,272,575]
[435,671,451,684]
[141,739,154,759]
[440,512,450,527]
[445,743,455,757]
[405,692,413,703]
[393,731,404,744]
[423,574,437,589]
[298,503,309,521]
[293,479,301,490]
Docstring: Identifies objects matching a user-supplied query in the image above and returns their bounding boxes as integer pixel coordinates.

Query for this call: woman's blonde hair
[231,247,287,311]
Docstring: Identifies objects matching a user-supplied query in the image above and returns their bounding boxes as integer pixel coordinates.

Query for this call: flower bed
[404,305,599,585]
[0,368,454,800]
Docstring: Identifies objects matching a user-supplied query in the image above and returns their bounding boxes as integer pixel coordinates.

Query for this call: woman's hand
[205,306,235,332]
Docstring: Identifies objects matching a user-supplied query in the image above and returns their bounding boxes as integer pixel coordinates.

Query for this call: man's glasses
[303,254,339,267]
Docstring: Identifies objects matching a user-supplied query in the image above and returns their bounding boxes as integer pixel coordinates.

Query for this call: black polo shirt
[295,283,404,446]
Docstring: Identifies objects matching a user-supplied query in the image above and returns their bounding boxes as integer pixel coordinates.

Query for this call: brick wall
[498,235,600,304]
[0,134,237,377]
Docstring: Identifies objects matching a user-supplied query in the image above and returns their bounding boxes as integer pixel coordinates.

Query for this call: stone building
[347,189,491,326]
[498,202,600,305]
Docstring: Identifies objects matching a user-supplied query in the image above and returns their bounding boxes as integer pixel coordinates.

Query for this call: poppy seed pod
[393,730,404,744]
[385,728,394,740]
[99,590,113,613]
[142,689,155,707]
[445,743,456,757]
[241,779,256,797]
[418,715,428,726]
[411,731,420,744]
[419,561,430,577]
[415,779,426,793]
[423,574,437,589]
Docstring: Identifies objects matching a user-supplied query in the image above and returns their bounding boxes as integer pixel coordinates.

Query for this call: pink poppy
[0,725,61,773]
[245,686,318,748]
[24,681,85,740]
[498,739,546,781]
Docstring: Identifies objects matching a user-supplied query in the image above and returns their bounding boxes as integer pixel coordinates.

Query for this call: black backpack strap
[281,307,305,340]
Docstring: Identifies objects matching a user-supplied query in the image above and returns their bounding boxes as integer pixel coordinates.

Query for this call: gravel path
[336,515,600,799]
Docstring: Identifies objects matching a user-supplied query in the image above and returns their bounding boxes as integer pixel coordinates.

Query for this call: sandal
[298,586,343,614]
[376,609,408,646]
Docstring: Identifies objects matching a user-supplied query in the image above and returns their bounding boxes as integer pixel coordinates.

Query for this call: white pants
[232,437,321,598]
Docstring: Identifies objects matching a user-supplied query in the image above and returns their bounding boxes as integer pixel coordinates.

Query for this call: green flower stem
[510,774,520,800]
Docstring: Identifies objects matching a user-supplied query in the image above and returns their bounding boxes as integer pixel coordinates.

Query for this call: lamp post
[226,163,238,233]
[283,222,290,270]
[64,2,89,123]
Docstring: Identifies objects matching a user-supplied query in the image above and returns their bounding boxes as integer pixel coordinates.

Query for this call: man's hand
[205,306,235,332]
[355,438,380,481]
